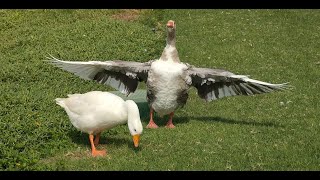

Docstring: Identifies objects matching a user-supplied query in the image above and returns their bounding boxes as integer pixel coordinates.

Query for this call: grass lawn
[1,9,319,171]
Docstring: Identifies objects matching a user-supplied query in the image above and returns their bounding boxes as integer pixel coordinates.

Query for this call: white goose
[55,91,143,157]
[49,20,290,129]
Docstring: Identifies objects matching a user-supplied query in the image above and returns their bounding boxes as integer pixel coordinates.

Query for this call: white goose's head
[126,100,143,147]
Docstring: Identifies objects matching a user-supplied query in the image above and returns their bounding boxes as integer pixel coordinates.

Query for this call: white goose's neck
[125,100,140,123]
[125,100,142,136]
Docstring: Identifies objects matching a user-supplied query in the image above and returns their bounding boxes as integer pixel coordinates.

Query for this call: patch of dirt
[111,9,143,22]
[38,148,90,165]
[38,144,114,166]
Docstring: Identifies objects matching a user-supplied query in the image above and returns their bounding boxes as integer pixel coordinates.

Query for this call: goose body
[49,20,290,129]
[147,59,189,116]
[56,91,143,156]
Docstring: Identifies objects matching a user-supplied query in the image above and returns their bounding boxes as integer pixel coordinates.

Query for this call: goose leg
[89,134,106,157]
[94,132,101,146]
[146,108,158,129]
[165,112,175,128]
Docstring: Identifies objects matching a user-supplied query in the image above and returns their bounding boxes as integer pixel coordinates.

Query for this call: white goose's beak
[132,134,140,147]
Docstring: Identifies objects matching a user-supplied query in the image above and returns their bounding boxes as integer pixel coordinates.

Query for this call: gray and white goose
[48,20,290,129]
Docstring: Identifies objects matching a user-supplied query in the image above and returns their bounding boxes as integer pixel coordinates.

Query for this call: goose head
[167,20,176,32]
[126,100,143,147]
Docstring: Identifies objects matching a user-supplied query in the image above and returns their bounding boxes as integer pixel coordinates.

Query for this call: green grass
[1,9,320,171]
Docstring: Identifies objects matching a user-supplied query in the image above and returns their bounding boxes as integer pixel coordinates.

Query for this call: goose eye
[134,129,137,132]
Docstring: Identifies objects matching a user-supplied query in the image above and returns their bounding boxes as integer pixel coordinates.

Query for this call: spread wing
[188,67,291,102]
[47,55,153,96]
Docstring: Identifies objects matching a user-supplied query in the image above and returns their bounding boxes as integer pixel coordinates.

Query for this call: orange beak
[167,20,174,28]
[132,134,140,147]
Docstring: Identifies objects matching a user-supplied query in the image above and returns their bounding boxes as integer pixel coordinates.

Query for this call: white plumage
[56,91,143,157]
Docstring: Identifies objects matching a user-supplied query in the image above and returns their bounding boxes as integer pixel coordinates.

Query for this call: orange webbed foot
[92,149,107,157]
[146,122,159,129]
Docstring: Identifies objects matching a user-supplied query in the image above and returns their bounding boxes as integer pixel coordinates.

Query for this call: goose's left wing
[187,67,290,102]
[48,56,153,96]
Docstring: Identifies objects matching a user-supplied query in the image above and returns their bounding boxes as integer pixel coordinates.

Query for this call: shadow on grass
[178,116,284,128]
[136,102,283,128]
[142,115,284,128]
[67,129,141,151]
[101,136,141,153]
[68,130,88,146]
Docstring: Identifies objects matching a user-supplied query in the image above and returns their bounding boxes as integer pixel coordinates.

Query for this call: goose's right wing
[47,55,154,96]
